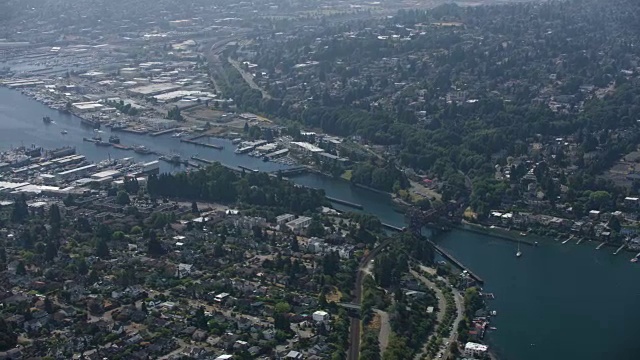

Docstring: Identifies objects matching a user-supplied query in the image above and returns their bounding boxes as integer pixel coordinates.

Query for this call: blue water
[437,230,640,360]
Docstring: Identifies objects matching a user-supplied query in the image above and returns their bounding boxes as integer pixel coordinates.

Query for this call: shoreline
[455,222,536,246]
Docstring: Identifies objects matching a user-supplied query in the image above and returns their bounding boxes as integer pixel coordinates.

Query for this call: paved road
[445,288,465,359]
[421,266,465,359]
[228,57,272,99]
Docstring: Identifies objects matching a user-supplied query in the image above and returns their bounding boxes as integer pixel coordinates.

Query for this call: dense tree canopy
[147,163,326,213]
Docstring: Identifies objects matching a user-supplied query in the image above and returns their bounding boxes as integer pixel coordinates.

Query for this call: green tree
[77,257,89,276]
[95,239,110,259]
[307,218,325,237]
[15,260,26,276]
[44,297,54,314]
[147,231,165,256]
[116,190,131,205]
[608,216,621,233]
[10,194,29,223]
[0,318,17,351]
[44,240,57,262]
[49,204,61,229]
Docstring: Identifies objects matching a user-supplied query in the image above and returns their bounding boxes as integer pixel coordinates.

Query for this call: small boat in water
[43,116,52,124]
[95,141,112,147]
[516,240,522,258]
[108,135,120,144]
[61,130,68,135]
[134,145,152,155]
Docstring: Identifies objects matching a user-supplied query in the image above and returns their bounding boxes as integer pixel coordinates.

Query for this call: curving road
[413,265,465,360]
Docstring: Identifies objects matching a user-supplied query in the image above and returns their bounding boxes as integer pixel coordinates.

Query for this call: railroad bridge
[405,204,484,284]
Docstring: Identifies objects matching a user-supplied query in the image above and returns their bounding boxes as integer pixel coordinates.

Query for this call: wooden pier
[596,242,606,250]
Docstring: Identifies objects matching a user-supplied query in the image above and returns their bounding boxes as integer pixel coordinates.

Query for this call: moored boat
[134,145,152,154]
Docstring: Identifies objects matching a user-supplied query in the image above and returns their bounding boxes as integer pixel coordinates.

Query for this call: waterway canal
[1,88,639,359]
[438,229,640,360]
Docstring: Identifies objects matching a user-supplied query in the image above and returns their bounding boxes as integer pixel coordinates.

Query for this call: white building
[276,213,295,225]
[214,292,230,303]
[464,342,488,357]
[312,310,330,323]
[286,216,312,231]
[285,351,304,359]
[291,141,324,155]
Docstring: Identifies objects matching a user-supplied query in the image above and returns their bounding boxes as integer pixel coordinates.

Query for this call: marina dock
[613,244,626,255]
[189,134,209,141]
[562,235,574,244]
[326,196,364,210]
[180,138,224,150]
[596,242,606,250]
[238,165,258,172]
[274,166,309,176]
[150,128,177,137]
[114,128,149,135]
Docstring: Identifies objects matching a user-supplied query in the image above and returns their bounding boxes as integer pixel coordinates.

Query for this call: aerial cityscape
[0,0,639,359]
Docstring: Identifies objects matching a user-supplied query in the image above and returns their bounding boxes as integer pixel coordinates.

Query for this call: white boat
[61,130,68,135]
[516,240,522,258]
[172,132,183,138]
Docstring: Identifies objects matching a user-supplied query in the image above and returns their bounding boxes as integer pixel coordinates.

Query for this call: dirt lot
[183,106,227,123]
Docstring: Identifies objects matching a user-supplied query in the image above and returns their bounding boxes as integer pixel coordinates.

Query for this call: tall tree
[11,194,29,223]
[95,239,110,259]
[15,260,26,276]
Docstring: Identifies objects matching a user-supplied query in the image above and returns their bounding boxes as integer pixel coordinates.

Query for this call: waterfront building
[291,141,324,155]
[464,342,489,357]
